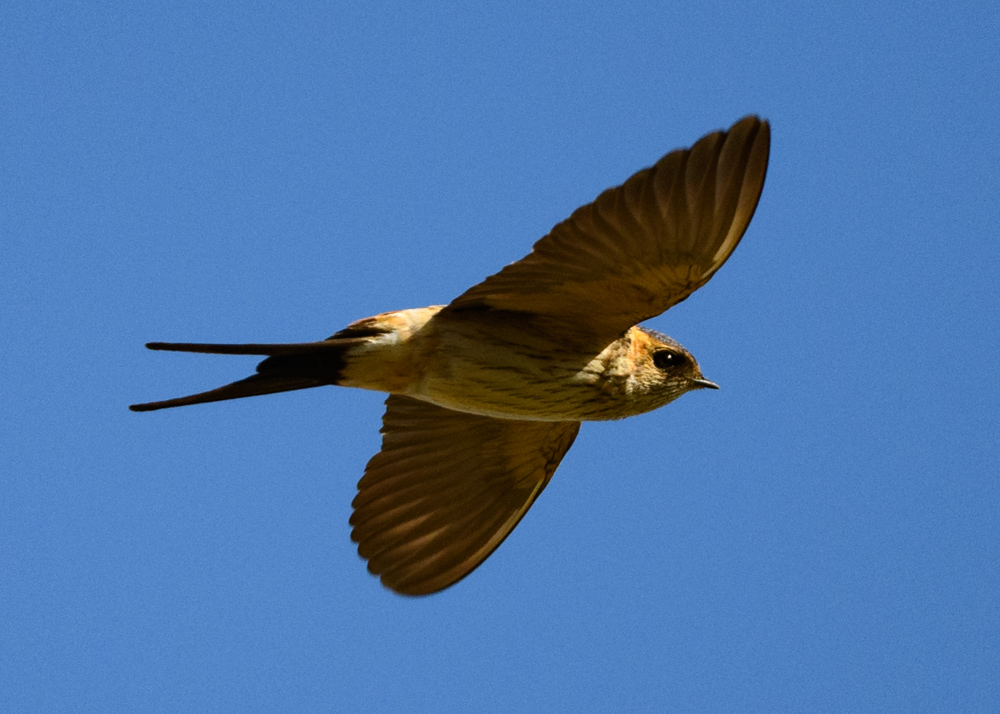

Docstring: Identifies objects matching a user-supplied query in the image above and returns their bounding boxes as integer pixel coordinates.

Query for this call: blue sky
[3,1,998,711]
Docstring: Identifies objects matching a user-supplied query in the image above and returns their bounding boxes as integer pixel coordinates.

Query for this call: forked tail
[129,339,362,412]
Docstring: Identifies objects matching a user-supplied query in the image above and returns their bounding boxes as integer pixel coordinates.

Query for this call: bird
[131,115,771,596]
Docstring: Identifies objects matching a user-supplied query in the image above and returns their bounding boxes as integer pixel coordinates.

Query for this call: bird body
[341,307,713,422]
[132,116,771,595]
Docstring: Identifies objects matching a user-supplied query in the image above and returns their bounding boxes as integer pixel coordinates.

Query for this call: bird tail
[129,339,365,412]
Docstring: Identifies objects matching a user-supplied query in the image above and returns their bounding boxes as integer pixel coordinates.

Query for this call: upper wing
[350,395,581,596]
[446,116,770,341]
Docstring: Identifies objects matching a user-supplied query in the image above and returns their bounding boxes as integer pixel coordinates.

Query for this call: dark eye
[653,351,687,370]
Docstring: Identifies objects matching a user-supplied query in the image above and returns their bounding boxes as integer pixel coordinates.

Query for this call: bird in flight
[132,116,771,595]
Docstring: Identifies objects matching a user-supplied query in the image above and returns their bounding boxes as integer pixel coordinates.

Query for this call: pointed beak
[691,378,720,390]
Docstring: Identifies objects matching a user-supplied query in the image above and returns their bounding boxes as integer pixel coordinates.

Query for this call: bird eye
[653,351,686,370]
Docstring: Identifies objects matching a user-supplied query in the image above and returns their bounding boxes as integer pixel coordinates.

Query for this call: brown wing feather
[446,116,770,341]
[350,395,580,595]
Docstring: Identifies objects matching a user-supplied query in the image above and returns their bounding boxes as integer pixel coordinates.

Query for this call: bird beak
[691,378,720,390]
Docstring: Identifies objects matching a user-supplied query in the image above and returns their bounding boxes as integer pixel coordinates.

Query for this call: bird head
[629,327,719,407]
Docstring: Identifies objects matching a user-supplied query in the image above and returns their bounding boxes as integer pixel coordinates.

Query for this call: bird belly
[337,307,672,421]
[409,313,650,421]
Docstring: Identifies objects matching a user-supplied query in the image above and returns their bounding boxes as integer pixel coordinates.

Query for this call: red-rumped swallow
[132,116,771,595]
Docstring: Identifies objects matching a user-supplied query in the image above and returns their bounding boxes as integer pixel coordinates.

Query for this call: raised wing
[350,395,581,595]
[446,116,770,341]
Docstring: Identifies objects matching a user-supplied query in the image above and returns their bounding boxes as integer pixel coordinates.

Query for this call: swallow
[132,115,771,595]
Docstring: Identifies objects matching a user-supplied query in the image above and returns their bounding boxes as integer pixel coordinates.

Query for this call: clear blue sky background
[3,1,998,711]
